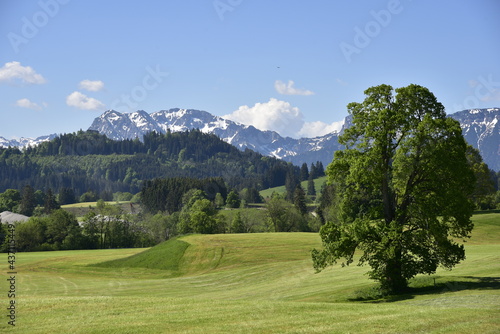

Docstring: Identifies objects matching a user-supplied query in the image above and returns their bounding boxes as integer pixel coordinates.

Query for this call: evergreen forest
[0,129,298,197]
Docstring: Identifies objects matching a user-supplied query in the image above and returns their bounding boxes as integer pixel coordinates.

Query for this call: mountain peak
[2,108,498,170]
[0,134,58,149]
[102,109,122,117]
[449,108,500,170]
[87,107,500,170]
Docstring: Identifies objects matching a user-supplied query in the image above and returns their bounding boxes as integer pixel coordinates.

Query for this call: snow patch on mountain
[84,107,500,169]
[2,108,499,170]
[450,107,500,170]
[0,134,58,149]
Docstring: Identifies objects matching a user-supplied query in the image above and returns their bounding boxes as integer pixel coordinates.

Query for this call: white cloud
[275,80,314,96]
[224,98,304,138]
[79,79,104,92]
[15,98,44,110]
[66,91,105,110]
[298,120,345,138]
[224,98,345,139]
[0,61,46,85]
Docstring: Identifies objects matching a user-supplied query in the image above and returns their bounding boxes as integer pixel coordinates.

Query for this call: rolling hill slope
[6,213,500,333]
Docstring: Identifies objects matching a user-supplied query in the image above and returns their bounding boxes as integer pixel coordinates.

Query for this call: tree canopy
[0,129,297,197]
[312,84,476,294]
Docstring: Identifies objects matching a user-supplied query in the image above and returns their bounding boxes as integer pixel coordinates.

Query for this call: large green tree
[0,189,21,212]
[312,84,475,294]
[266,194,307,232]
[226,190,241,208]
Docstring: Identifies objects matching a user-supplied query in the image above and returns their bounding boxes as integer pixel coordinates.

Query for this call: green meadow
[2,213,499,333]
[61,201,135,218]
[260,176,328,199]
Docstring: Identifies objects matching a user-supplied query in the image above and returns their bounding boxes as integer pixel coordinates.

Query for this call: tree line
[0,178,322,252]
[0,204,155,252]
[0,129,299,197]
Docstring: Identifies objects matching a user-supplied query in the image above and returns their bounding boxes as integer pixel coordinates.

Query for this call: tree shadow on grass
[348,276,500,303]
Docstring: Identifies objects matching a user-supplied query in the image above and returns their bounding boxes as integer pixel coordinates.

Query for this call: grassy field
[61,201,132,208]
[61,201,136,217]
[260,176,327,199]
[2,213,499,333]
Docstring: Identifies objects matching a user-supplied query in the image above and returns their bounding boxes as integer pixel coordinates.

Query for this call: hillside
[94,233,322,278]
[94,212,500,279]
[260,176,328,199]
[0,129,296,195]
[10,213,500,333]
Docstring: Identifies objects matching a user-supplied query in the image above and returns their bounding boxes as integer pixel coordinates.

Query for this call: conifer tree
[307,176,316,196]
[19,185,36,216]
[300,163,309,181]
[293,184,307,216]
[44,188,60,214]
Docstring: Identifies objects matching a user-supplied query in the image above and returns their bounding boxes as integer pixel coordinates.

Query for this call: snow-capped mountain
[2,108,499,170]
[88,108,343,163]
[0,134,58,149]
[87,110,162,141]
[88,107,500,170]
[450,108,500,171]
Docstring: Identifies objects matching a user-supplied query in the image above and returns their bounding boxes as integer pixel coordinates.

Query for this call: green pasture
[61,201,131,208]
[61,201,135,218]
[2,213,499,333]
[260,176,327,199]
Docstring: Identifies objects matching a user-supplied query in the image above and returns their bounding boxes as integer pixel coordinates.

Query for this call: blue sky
[1,0,499,139]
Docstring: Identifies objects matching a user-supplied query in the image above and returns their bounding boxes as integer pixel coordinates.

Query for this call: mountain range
[1,107,499,170]
[449,108,500,171]
[0,133,58,149]
[85,108,345,167]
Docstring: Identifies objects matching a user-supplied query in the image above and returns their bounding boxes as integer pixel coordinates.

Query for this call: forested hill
[0,130,297,196]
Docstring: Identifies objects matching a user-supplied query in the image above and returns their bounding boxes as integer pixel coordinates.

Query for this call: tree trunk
[382,247,407,294]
